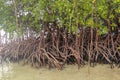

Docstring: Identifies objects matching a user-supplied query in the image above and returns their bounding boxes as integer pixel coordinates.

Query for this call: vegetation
[0,0,120,69]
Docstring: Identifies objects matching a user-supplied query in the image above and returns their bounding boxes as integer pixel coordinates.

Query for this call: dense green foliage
[0,0,120,36]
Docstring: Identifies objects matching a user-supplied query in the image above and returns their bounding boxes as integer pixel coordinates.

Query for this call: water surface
[0,63,120,80]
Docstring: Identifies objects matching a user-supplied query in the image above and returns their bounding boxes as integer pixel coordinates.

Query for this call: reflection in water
[0,62,120,80]
[0,62,13,80]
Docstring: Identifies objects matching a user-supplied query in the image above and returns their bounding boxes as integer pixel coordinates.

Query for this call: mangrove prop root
[0,27,120,69]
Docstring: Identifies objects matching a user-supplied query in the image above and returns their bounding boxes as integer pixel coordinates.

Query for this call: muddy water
[0,63,120,80]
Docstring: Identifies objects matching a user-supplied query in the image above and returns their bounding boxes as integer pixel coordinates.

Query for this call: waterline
[0,63,120,80]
